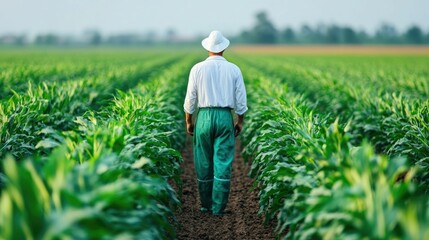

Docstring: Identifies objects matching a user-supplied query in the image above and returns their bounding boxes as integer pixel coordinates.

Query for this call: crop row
[264,55,429,99]
[0,53,180,160]
[0,53,197,239]
[239,55,429,191]
[238,62,429,239]
[0,50,165,99]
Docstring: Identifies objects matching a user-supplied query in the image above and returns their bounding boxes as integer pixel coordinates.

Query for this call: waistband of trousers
[199,107,233,111]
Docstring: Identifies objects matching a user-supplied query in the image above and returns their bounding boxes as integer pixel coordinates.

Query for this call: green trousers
[194,108,235,214]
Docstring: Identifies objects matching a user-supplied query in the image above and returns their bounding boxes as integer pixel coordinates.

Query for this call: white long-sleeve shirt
[184,56,248,115]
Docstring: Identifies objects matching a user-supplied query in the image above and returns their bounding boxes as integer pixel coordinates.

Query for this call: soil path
[176,138,276,240]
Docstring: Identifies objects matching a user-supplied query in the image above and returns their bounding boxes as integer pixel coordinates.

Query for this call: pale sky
[0,0,428,37]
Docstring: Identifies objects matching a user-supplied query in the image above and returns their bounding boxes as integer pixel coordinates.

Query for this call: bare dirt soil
[231,45,429,55]
[175,139,276,240]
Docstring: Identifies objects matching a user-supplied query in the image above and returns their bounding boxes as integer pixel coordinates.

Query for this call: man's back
[192,56,240,108]
[185,56,247,116]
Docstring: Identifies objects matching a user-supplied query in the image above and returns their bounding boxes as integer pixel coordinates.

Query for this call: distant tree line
[1,11,428,46]
[0,29,181,46]
[234,11,429,44]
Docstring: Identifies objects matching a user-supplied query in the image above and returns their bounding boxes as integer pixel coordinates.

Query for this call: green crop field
[0,49,428,239]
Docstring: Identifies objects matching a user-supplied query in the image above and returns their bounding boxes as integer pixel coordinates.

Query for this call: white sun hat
[201,30,230,53]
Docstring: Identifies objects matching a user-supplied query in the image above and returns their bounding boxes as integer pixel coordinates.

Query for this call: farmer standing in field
[184,30,248,216]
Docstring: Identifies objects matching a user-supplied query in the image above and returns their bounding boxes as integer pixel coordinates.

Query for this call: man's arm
[184,66,197,136]
[186,112,194,136]
[184,66,198,117]
[234,67,247,137]
[234,67,248,114]
[234,114,244,137]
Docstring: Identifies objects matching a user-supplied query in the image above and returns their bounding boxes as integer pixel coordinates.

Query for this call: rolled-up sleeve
[234,68,248,115]
[184,66,198,114]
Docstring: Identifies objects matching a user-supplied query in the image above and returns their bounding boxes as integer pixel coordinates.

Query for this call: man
[183,30,248,216]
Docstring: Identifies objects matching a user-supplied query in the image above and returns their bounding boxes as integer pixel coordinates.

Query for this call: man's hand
[187,122,194,136]
[234,114,245,137]
[185,112,194,136]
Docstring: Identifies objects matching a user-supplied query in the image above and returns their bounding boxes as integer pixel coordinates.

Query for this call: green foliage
[236,12,429,44]
[240,55,429,191]
[0,50,197,239]
[0,53,179,160]
[2,49,428,239]
[238,59,429,239]
[0,148,179,239]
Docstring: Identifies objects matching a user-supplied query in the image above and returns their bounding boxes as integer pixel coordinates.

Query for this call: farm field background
[0,47,428,239]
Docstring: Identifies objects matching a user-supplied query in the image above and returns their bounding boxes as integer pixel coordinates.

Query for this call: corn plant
[0,146,179,239]
[0,50,162,99]
[239,54,429,191]
[0,51,198,239]
[238,61,429,239]
[0,53,179,160]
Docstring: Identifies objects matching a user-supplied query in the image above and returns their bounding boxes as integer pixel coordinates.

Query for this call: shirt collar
[206,56,226,61]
